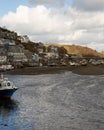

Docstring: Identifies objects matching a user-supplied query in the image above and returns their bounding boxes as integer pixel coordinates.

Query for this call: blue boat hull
[0,88,18,98]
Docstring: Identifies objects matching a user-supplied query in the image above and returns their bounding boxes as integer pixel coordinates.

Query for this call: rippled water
[0,72,104,130]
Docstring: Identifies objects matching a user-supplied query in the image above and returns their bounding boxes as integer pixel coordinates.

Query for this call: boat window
[7,82,11,86]
[0,83,1,87]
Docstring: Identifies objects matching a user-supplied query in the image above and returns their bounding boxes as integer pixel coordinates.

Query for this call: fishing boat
[0,75,18,98]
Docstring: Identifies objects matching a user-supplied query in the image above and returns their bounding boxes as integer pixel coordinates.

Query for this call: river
[0,72,104,130]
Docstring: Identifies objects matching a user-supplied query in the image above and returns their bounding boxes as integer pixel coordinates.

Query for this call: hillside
[0,26,102,58]
[63,44,101,57]
[45,44,102,58]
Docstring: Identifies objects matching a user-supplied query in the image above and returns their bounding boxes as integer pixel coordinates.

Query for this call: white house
[18,35,30,43]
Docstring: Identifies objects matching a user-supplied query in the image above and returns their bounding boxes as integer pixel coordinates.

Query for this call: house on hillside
[0,39,4,45]
[47,45,58,53]
[0,39,15,45]
[47,46,59,59]
[32,53,40,62]
[0,46,7,63]
[7,45,28,62]
[36,46,44,54]
[4,39,15,45]
[18,35,30,43]
[34,43,45,54]
[70,54,83,60]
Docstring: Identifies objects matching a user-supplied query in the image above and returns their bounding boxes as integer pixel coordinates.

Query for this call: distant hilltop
[44,43,102,58]
[0,26,102,58]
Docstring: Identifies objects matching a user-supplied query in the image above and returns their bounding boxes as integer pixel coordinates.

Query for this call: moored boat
[0,75,18,98]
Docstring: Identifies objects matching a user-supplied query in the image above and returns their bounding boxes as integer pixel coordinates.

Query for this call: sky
[0,0,104,52]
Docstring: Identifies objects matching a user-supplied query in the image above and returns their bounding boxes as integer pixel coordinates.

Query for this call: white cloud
[73,0,104,11]
[28,0,65,6]
[29,0,56,4]
[0,4,104,51]
[87,42,104,52]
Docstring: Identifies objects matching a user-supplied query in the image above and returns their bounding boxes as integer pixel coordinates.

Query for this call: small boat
[0,75,18,98]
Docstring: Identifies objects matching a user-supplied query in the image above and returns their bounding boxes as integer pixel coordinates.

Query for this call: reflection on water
[0,98,18,115]
[0,98,18,130]
[0,72,104,130]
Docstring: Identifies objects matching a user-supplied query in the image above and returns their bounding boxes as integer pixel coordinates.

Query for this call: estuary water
[0,72,104,130]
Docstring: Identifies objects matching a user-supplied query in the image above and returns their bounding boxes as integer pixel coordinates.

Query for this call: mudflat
[5,64,104,75]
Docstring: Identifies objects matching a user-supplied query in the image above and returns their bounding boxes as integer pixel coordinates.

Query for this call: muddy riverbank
[4,64,104,75]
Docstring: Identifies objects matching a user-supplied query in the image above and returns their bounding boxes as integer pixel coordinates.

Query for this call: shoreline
[3,64,104,76]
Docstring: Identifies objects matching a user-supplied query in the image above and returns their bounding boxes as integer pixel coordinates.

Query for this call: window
[7,82,11,86]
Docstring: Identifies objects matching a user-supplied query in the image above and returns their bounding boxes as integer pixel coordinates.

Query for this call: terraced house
[7,45,28,63]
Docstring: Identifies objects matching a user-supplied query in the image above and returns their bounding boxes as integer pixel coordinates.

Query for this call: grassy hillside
[63,45,101,57]
[45,44,102,58]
